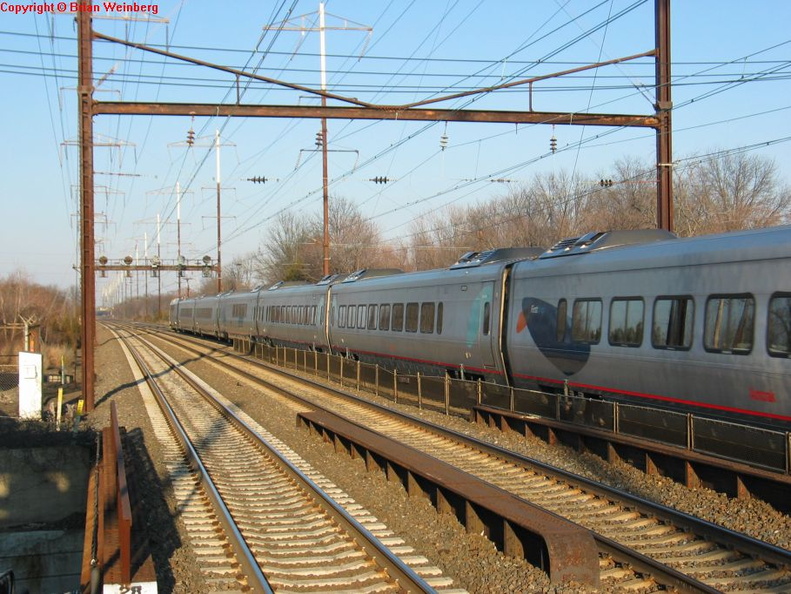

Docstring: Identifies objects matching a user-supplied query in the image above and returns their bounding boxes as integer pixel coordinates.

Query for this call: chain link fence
[0,359,19,416]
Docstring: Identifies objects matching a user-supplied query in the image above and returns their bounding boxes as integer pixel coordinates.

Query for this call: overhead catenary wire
[5,3,789,285]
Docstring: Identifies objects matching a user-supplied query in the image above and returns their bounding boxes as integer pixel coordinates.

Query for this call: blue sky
[1,0,790,299]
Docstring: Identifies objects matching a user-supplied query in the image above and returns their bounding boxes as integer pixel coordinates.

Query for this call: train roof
[330,249,540,293]
[519,224,791,275]
[267,280,312,291]
[341,268,404,283]
[539,229,676,259]
[450,247,544,268]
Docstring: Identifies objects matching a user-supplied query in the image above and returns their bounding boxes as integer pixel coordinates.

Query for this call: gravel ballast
[86,326,791,593]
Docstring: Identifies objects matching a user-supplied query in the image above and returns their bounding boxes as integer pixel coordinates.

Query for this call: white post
[319,3,327,92]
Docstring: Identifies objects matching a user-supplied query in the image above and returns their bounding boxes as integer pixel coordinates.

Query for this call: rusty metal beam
[93,101,660,128]
[95,265,217,272]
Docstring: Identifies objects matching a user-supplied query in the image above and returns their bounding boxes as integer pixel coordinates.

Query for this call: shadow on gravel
[95,376,151,408]
[123,427,181,591]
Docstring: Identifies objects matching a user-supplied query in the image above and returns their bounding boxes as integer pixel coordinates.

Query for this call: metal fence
[0,364,18,392]
[237,341,791,475]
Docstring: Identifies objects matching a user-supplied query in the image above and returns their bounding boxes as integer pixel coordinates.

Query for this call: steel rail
[113,328,275,594]
[119,325,435,593]
[146,326,791,592]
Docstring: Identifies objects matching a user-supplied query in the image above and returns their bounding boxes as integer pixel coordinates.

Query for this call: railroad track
[138,325,791,593]
[111,325,463,593]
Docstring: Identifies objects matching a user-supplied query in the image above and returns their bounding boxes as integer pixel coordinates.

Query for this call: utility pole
[156,213,161,317]
[263,2,372,275]
[655,0,673,232]
[176,181,182,298]
[77,9,95,412]
[215,130,223,292]
[319,3,330,276]
[176,128,232,292]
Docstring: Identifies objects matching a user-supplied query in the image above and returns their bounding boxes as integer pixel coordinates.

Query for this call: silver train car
[505,226,791,427]
[327,251,540,383]
[255,279,335,351]
[169,226,791,428]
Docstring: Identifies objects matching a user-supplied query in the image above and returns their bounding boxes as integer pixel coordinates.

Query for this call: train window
[368,305,378,330]
[437,302,443,335]
[556,299,567,341]
[358,305,367,329]
[704,295,754,354]
[609,298,644,347]
[420,302,435,334]
[392,303,404,331]
[768,293,791,357]
[482,302,491,336]
[379,304,391,331]
[347,305,356,328]
[405,302,419,332]
[572,299,602,344]
[338,305,347,328]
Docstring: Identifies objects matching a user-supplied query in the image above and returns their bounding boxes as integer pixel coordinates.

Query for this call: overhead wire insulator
[550,135,557,154]
[440,133,448,151]
[186,128,195,147]
[247,176,268,184]
[315,131,324,148]
[599,179,614,187]
[370,176,390,184]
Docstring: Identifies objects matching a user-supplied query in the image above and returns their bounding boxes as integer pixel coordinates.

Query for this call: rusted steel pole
[321,107,330,277]
[655,0,673,232]
[78,10,95,412]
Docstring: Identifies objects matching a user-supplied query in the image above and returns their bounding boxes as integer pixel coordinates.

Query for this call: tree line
[224,152,789,288]
[0,272,79,368]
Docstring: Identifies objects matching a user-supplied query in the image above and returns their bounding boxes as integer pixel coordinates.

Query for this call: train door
[466,281,497,371]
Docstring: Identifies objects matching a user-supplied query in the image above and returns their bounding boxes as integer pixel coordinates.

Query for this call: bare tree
[466,170,588,250]
[314,196,385,274]
[677,152,790,234]
[583,158,656,231]
[406,206,475,271]
[0,271,79,364]
[253,210,314,284]
[223,254,257,291]
[253,196,388,285]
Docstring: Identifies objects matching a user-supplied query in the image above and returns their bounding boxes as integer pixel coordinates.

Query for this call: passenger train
[169,226,791,429]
